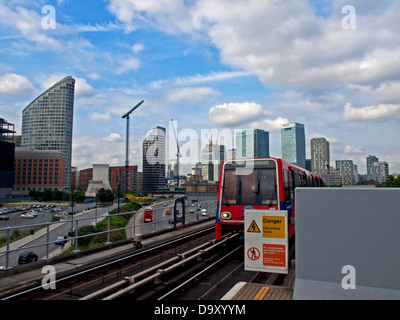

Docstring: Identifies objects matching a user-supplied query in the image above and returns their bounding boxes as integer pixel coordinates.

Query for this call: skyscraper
[142,126,166,193]
[366,155,379,181]
[201,142,225,182]
[21,76,75,191]
[0,118,16,198]
[281,122,306,169]
[311,137,330,176]
[336,160,355,185]
[236,129,270,159]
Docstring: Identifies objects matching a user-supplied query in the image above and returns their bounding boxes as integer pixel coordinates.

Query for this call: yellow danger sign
[262,216,286,239]
[247,220,261,233]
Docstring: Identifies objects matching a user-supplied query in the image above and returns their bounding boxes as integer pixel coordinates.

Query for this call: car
[28,210,38,217]
[201,209,208,216]
[189,209,194,214]
[55,235,68,246]
[0,215,9,221]
[18,251,38,265]
[21,213,35,219]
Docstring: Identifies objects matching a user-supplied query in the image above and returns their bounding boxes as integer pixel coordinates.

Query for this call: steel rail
[1,226,215,300]
[157,245,244,300]
[96,233,239,300]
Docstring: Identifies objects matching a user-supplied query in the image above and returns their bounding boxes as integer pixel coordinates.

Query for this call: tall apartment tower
[142,126,166,193]
[236,129,270,159]
[336,160,355,185]
[21,76,75,191]
[281,122,306,169]
[366,155,379,181]
[311,137,330,176]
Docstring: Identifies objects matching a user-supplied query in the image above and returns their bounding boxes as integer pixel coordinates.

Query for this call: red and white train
[215,158,323,240]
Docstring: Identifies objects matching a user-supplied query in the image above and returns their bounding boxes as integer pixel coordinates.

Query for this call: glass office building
[21,76,75,191]
[142,126,166,193]
[236,129,270,159]
[281,122,306,169]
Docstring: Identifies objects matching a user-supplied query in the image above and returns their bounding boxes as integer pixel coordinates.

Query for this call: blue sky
[1,0,400,174]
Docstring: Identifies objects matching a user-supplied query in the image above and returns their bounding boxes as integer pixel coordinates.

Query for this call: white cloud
[0,3,62,49]
[174,71,252,86]
[147,70,251,92]
[106,0,195,34]
[107,0,400,91]
[250,117,290,132]
[75,77,95,98]
[342,103,400,121]
[0,73,34,96]
[89,112,111,121]
[344,145,365,155]
[165,87,219,104]
[102,133,123,142]
[39,73,95,98]
[308,133,340,144]
[209,102,267,127]
[75,21,121,33]
[115,56,140,74]
[132,43,144,53]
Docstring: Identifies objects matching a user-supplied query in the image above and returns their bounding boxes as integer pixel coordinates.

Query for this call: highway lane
[128,199,217,239]
[0,200,217,269]
[0,205,116,268]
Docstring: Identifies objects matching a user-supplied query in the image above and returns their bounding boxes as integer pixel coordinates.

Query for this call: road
[127,200,217,239]
[0,204,116,268]
[0,199,217,269]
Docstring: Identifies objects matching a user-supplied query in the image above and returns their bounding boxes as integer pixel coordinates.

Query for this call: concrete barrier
[293,188,400,300]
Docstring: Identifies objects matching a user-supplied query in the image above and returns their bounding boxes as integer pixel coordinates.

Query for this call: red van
[144,207,153,223]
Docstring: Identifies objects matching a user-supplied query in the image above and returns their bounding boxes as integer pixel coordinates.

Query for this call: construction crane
[170,119,182,187]
[122,100,144,194]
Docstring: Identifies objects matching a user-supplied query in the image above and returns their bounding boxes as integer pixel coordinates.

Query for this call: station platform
[222,282,292,300]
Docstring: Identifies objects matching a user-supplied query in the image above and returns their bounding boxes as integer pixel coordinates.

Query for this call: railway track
[161,236,297,300]
[85,232,241,300]
[3,226,241,300]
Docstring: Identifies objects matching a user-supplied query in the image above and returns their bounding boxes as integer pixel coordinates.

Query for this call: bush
[109,202,141,215]
[77,225,96,247]
[74,203,141,250]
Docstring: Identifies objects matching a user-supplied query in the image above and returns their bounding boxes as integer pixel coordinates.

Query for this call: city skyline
[0,1,399,174]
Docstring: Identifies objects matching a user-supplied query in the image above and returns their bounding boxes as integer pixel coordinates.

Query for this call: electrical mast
[122,100,144,194]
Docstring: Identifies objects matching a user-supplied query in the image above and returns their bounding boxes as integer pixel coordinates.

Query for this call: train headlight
[221,212,232,220]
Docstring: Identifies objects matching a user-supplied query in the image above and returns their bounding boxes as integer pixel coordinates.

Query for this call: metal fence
[0,200,217,270]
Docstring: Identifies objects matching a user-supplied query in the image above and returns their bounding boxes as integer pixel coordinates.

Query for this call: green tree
[29,190,42,200]
[377,175,400,188]
[42,189,53,201]
[96,188,114,204]
[53,190,64,201]
[72,190,86,203]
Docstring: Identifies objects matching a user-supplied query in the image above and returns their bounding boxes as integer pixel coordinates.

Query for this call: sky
[0,0,400,175]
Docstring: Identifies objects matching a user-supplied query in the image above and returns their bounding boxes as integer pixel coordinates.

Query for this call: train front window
[241,170,257,205]
[221,160,278,206]
[260,169,277,205]
[222,169,237,205]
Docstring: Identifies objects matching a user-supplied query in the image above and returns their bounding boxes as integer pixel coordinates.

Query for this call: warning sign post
[244,210,288,274]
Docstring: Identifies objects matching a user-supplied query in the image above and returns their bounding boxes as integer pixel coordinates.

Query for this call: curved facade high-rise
[22,76,75,191]
[142,126,166,193]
